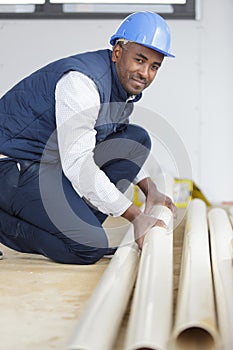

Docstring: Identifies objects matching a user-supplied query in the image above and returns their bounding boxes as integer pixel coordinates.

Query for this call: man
[0,11,175,264]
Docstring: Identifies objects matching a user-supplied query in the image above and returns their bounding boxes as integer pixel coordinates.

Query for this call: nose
[138,64,150,80]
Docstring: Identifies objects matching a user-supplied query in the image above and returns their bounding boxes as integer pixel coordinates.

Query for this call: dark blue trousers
[0,124,151,264]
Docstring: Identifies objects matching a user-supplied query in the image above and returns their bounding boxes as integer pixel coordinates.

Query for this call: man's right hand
[132,212,166,249]
[122,204,166,250]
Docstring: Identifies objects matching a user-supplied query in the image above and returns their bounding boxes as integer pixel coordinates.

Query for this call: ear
[112,44,122,63]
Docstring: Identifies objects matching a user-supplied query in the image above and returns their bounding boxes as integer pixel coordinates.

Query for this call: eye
[135,58,143,63]
[151,65,160,71]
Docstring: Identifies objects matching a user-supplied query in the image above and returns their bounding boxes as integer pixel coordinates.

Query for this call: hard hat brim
[110,36,175,58]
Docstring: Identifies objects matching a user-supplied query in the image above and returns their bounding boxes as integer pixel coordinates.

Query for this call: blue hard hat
[110,11,174,58]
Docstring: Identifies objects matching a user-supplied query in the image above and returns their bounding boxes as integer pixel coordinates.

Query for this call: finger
[165,197,177,216]
[153,218,167,229]
[136,237,144,250]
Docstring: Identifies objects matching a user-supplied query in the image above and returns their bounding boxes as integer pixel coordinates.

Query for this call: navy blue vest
[0,49,142,161]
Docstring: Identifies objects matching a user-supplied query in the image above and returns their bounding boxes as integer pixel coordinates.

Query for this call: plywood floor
[0,210,186,350]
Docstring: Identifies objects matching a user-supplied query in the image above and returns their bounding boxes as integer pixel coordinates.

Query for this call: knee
[127,125,151,150]
[82,249,106,265]
[63,233,109,265]
[63,247,108,265]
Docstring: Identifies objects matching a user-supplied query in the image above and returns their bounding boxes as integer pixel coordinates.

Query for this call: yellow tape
[174,178,193,208]
[133,185,144,208]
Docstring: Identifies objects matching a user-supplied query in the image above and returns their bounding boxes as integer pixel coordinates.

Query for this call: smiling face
[112,42,164,96]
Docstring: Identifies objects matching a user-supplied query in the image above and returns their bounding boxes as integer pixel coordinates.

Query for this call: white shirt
[55,71,147,217]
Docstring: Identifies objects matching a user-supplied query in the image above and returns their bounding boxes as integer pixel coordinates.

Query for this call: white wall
[0,0,232,203]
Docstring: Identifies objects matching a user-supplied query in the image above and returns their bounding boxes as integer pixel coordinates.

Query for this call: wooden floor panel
[0,210,186,350]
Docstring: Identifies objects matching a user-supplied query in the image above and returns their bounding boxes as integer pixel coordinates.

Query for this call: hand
[132,212,166,250]
[144,188,176,216]
[137,177,176,216]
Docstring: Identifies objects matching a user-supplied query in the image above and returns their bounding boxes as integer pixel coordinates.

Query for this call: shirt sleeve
[55,71,132,217]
